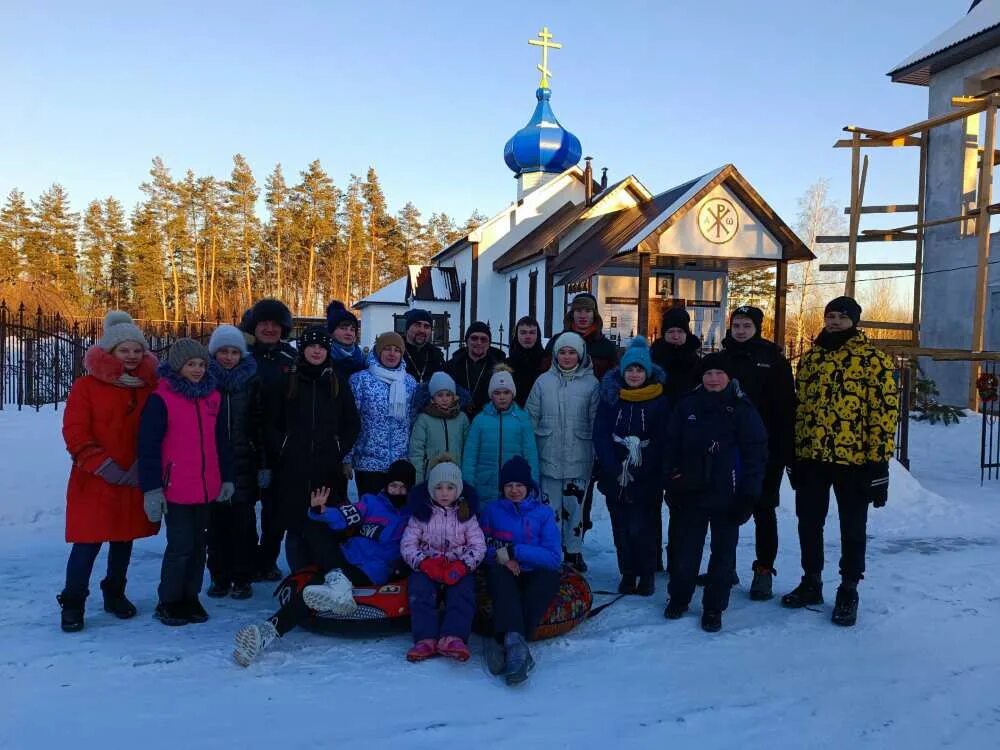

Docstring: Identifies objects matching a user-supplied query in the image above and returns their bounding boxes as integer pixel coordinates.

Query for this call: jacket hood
[599,365,666,405]
[84,346,159,387]
[407,481,481,522]
[546,346,595,379]
[209,355,258,392]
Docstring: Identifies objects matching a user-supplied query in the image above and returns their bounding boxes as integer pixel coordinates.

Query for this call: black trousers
[485,564,560,639]
[207,501,258,586]
[64,541,133,598]
[751,461,783,571]
[795,461,869,583]
[355,470,387,497]
[257,488,284,572]
[608,499,660,578]
[667,506,739,612]
[159,503,210,604]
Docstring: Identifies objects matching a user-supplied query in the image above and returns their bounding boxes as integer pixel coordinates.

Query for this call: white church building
[355,30,813,352]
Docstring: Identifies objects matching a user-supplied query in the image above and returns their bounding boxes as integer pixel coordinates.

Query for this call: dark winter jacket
[593,368,671,504]
[447,346,508,416]
[507,342,546,408]
[545,314,620,379]
[308,491,412,584]
[252,340,296,396]
[650,334,702,402]
[719,334,796,473]
[664,383,768,511]
[209,357,262,504]
[264,360,361,531]
[479,486,561,573]
[404,341,446,385]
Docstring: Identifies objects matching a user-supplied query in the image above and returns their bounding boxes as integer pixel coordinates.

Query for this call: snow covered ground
[1,406,998,749]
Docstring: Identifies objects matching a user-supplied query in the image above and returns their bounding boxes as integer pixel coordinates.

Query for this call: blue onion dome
[504,87,582,175]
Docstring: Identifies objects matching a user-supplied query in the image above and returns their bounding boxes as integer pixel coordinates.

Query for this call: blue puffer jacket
[593,367,671,504]
[479,483,561,572]
[346,354,418,472]
[308,491,411,585]
[461,402,539,505]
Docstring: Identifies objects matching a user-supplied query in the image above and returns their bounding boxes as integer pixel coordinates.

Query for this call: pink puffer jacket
[400,503,486,571]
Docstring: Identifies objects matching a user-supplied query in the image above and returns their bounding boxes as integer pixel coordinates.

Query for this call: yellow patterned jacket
[794,330,898,466]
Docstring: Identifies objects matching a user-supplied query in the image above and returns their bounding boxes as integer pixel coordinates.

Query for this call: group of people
[57,289,898,683]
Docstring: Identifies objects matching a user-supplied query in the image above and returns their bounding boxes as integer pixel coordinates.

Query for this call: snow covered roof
[407,265,459,302]
[353,275,408,308]
[889,0,1000,85]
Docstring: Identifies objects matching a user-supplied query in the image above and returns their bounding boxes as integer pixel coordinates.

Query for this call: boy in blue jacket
[233,460,416,666]
[479,456,561,685]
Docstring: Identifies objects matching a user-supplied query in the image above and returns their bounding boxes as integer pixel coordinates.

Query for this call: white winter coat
[525,358,600,479]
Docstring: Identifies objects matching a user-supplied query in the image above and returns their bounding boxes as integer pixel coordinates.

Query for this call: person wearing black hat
[402,308,446,385]
[545,293,619,379]
[508,315,546,408]
[710,305,796,601]
[662,353,768,633]
[325,300,366,380]
[446,321,507,416]
[781,296,898,627]
[650,307,703,402]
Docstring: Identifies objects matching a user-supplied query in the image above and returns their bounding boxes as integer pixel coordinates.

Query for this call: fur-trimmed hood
[83,345,159,387]
[209,355,257,393]
[156,361,218,399]
[599,365,666,405]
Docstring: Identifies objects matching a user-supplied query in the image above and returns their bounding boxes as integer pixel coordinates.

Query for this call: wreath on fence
[977,373,999,403]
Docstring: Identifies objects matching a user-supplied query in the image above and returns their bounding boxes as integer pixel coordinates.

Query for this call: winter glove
[95,458,137,487]
[419,557,449,584]
[731,494,757,526]
[143,489,167,524]
[257,469,272,489]
[864,462,890,508]
[215,481,235,503]
[443,560,468,585]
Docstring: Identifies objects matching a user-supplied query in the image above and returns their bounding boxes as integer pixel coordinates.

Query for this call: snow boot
[233,620,278,667]
[185,597,209,624]
[781,574,824,608]
[437,636,471,662]
[230,582,253,600]
[406,639,438,662]
[485,636,506,675]
[617,575,637,595]
[749,564,775,602]
[100,579,137,619]
[663,600,687,620]
[154,601,189,626]
[302,569,357,616]
[565,552,587,573]
[503,632,534,686]
[701,609,722,633]
[696,570,740,587]
[636,575,655,597]
[831,583,859,627]
[57,593,86,633]
[207,580,230,598]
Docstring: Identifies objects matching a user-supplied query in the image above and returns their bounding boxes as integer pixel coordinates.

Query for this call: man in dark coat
[508,315,545,408]
[717,305,795,601]
[402,308,446,385]
[650,307,702,402]
[545,293,619,379]
[447,321,507,416]
[245,298,297,581]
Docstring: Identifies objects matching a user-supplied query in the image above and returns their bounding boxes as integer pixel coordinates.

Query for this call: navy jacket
[479,484,561,572]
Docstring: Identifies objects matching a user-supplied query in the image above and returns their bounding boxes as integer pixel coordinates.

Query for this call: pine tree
[397,202,427,268]
[141,158,191,322]
[342,175,366,305]
[426,212,459,256]
[30,184,81,306]
[81,200,108,309]
[264,164,292,299]
[129,203,168,320]
[362,166,388,297]
[105,197,131,310]
[226,154,261,310]
[292,160,338,315]
[0,189,31,283]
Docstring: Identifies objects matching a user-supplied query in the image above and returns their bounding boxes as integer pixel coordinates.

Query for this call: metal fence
[979,359,1000,483]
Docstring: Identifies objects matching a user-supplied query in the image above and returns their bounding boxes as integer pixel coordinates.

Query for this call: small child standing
[409,372,470,483]
[401,455,485,662]
[139,338,234,626]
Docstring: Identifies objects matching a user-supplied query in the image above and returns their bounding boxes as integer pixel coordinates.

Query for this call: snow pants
[486,564,560,640]
[408,570,475,643]
[64,541,133,598]
[667,506,739,612]
[795,460,869,583]
[159,503,210,604]
[207,500,257,587]
[541,475,588,554]
[608,498,661,579]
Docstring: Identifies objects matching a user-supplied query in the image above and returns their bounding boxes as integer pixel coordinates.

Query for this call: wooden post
[846,133,861,297]
[912,130,928,346]
[774,260,788,346]
[637,253,651,338]
[970,97,997,409]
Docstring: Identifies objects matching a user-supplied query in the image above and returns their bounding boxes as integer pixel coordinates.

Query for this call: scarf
[558,364,579,380]
[425,400,460,419]
[612,434,649,488]
[620,382,663,402]
[330,341,365,367]
[370,360,409,421]
[573,323,598,340]
[117,373,146,388]
[815,327,859,351]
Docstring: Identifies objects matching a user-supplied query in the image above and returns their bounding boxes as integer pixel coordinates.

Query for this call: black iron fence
[979,359,1000,483]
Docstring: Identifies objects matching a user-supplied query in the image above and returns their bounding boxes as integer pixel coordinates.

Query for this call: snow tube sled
[474,565,593,641]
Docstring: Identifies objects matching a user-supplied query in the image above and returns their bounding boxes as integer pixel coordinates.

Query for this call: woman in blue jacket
[479,456,561,686]
[594,337,671,597]
[663,353,768,633]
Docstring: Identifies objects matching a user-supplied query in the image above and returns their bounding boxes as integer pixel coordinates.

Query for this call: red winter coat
[62,346,160,543]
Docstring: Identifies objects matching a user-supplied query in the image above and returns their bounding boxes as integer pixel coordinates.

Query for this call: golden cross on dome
[528,26,562,89]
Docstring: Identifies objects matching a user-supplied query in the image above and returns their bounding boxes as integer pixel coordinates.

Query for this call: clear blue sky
[0,0,965,230]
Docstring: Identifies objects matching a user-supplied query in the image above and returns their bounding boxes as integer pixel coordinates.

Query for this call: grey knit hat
[208,324,248,356]
[552,331,586,361]
[98,311,146,353]
[167,338,210,373]
[488,368,516,397]
[427,458,463,496]
[428,371,457,397]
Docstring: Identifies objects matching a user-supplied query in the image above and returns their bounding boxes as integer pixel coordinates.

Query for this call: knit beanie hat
[98,311,146,353]
[326,300,359,333]
[208,324,249,356]
[427,455,463,495]
[570,293,598,312]
[488,365,516,397]
[499,455,533,492]
[374,331,405,356]
[552,331,586,361]
[298,325,331,352]
[660,307,691,335]
[250,298,293,337]
[167,337,210,373]
[404,308,433,331]
[824,296,862,326]
[730,305,764,333]
[700,352,732,378]
[428,371,457,397]
[620,335,653,375]
[464,321,491,341]
[385,459,417,492]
